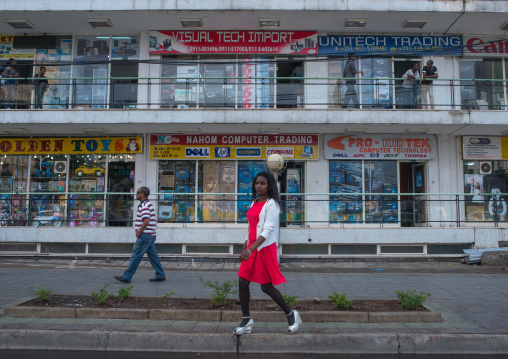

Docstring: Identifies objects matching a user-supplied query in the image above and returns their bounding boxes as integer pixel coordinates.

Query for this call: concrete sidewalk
[1,258,507,354]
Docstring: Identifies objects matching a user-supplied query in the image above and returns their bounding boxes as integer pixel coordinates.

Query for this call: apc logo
[215,147,231,158]
[327,135,355,150]
[185,147,210,157]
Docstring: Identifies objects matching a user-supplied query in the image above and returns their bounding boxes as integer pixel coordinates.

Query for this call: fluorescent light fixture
[403,19,427,29]
[259,18,280,29]
[2,128,31,135]
[178,128,201,134]
[404,128,428,135]
[180,19,203,28]
[6,19,34,29]
[344,19,367,29]
[87,18,113,29]
[500,21,508,31]
[258,128,280,134]
[344,128,368,134]
[82,128,109,135]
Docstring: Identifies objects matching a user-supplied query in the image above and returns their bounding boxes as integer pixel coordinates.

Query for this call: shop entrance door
[393,59,422,109]
[399,162,426,227]
[278,162,305,227]
[276,59,304,108]
[107,160,135,226]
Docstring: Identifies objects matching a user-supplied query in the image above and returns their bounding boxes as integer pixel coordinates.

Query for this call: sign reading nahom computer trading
[150,134,319,160]
[324,134,436,160]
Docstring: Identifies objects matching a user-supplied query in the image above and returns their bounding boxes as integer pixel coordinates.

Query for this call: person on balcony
[3,59,20,109]
[421,60,438,110]
[341,53,363,109]
[401,63,420,109]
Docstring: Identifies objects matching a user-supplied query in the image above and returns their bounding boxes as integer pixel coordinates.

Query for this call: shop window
[200,57,237,108]
[107,155,135,227]
[328,59,346,109]
[463,160,508,223]
[198,161,235,223]
[239,56,275,109]
[459,60,504,110]
[237,161,266,222]
[364,161,398,223]
[158,160,196,223]
[329,160,363,223]
[359,58,393,109]
[30,154,67,192]
[1,155,29,226]
[161,56,198,109]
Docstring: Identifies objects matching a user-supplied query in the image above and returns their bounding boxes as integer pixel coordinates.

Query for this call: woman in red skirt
[235,171,302,335]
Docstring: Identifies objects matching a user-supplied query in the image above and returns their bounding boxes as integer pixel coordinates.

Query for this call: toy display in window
[75,165,104,177]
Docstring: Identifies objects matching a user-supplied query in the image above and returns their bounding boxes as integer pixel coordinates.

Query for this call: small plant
[282,294,299,308]
[117,285,135,300]
[161,291,177,298]
[200,278,238,307]
[395,290,431,310]
[328,291,352,310]
[30,286,54,302]
[92,284,111,305]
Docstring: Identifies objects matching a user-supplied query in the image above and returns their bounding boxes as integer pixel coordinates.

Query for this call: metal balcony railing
[0,77,507,110]
[1,192,507,227]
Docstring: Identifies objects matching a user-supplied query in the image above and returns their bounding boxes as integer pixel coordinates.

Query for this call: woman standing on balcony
[234,171,302,335]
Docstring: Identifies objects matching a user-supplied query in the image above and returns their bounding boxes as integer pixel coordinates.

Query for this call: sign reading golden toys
[150,134,319,160]
[0,137,143,154]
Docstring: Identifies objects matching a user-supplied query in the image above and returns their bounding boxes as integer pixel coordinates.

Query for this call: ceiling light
[403,20,427,29]
[2,128,31,135]
[82,128,109,135]
[344,128,368,135]
[404,128,429,135]
[87,18,113,29]
[180,19,203,28]
[344,19,367,29]
[259,18,280,29]
[178,128,201,134]
[500,21,508,31]
[6,19,34,29]
[258,128,280,134]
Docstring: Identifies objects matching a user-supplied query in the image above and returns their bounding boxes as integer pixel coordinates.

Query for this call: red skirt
[237,241,286,285]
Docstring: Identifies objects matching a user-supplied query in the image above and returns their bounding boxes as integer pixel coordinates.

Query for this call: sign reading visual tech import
[318,35,462,56]
[0,137,143,154]
[463,136,508,159]
[150,134,319,160]
[324,134,436,160]
[149,31,317,55]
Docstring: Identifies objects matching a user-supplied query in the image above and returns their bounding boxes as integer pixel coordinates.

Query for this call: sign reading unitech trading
[318,35,462,56]
[0,137,143,155]
[150,134,319,160]
[463,36,508,57]
[463,136,508,159]
[324,134,436,160]
[149,31,317,55]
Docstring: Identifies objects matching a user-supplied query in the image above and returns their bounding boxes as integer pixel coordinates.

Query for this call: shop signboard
[0,137,143,155]
[149,31,317,55]
[150,134,319,160]
[324,134,436,160]
[318,35,462,56]
[463,36,508,58]
[463,136,508,159]
[0,35,35,58]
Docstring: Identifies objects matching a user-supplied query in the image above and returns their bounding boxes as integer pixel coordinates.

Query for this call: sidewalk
[1,258,507,354]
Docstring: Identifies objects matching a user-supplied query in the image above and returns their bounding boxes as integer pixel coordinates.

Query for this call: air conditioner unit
[480,162,492,175]
[54,161,67,174]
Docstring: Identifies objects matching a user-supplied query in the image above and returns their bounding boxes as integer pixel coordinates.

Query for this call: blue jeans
[122,233,165,281]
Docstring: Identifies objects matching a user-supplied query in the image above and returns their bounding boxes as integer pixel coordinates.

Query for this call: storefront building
[1,1,508,257]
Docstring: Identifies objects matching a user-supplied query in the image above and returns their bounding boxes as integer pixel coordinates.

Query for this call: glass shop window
[237,161,265,222]
[459,60,504,110]
[463,160,508,223]
[1,155,29,226]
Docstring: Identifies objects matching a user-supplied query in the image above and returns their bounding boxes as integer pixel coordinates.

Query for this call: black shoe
[149,277,166,282]
[115,275,131,283]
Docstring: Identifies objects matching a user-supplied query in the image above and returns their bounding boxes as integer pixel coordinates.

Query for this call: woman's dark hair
[251,171,281,207]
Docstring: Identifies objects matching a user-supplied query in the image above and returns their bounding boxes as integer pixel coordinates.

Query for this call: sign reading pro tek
[324,134,436,160]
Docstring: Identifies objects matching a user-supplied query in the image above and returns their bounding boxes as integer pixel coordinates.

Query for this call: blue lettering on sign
[236,148,261,157]
[215,147,231,158]
[185,147,210,157]
[333,153,348,158]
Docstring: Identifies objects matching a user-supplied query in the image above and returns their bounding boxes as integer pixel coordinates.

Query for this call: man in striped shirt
[115,186,166,283]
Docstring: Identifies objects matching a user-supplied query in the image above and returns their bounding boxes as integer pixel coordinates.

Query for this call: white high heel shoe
[287,310,302,334]
[234,318,254,335]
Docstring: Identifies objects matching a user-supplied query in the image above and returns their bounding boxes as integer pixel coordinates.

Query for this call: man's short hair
[427,60,433,65]
[139,186,150,197]
[348,52,356,58]
[9,58,15,64]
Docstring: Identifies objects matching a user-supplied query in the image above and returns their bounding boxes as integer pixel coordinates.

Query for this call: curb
[0,330,507,354]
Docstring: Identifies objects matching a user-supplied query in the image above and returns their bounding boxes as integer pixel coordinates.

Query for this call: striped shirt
[135,200,156,236]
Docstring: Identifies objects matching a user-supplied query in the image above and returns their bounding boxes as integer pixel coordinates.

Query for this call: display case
[329,161,363,223]
[158,160,195,223]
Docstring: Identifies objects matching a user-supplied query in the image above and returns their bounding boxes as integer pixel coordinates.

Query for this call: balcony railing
[0,77,507,110]
[1,192,507,227]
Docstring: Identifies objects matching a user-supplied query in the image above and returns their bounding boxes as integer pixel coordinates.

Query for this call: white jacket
[246,198,280,251]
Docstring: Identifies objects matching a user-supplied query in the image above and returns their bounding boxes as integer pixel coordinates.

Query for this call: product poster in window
[150,134,319,160]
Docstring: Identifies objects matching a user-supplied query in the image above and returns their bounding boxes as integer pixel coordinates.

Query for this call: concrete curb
[1,330,507,354]
[3,304,441,323]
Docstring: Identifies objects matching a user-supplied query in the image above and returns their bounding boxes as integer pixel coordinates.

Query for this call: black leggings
[238,277,291,317]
